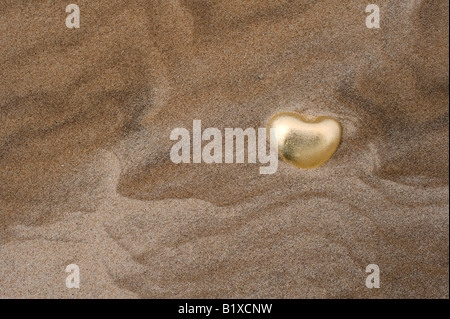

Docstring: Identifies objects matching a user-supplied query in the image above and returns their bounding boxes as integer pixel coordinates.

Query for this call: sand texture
[0,0,448,298]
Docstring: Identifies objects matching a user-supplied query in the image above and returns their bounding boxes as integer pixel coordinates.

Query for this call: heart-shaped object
[268,112,342,169]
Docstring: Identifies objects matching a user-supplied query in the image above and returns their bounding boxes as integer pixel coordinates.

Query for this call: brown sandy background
[0,0,448,298]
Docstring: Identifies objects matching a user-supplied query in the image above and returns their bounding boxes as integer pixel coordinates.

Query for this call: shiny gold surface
[268,113,342,169]
[0,0,448,299]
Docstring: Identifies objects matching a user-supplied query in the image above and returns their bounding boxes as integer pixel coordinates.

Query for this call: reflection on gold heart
[268,112,342,169]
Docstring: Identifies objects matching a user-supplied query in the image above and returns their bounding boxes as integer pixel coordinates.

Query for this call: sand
[0,0,448,298]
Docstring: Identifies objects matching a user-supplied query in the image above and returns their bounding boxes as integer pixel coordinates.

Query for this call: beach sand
[0,0,448,298]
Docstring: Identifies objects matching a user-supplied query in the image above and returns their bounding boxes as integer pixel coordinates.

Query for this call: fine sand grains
[0,0,448,298]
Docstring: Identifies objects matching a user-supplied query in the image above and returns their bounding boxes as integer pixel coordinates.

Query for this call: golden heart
[268,112,342,169]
